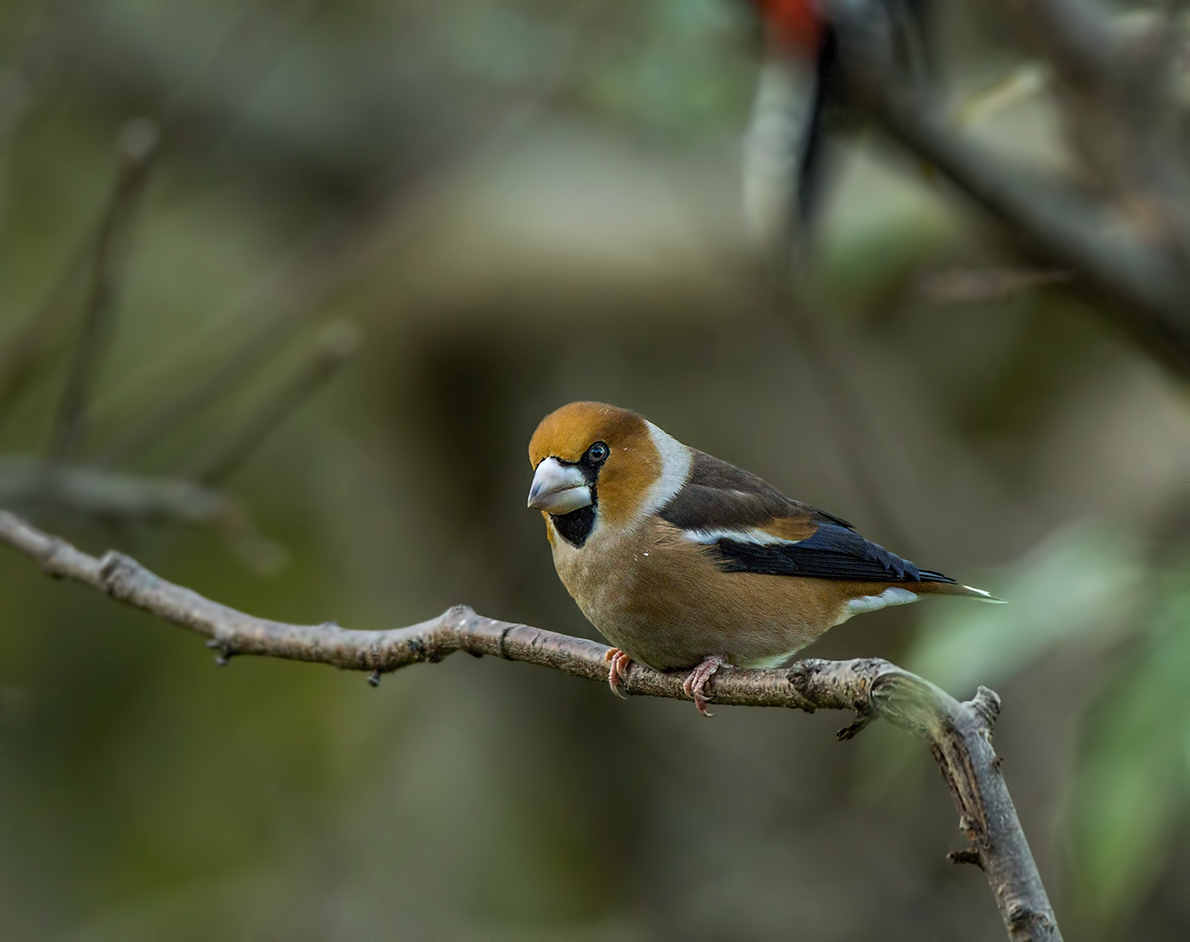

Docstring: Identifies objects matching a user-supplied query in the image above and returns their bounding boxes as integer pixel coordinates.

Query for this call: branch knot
[970,686,1002,730]
[97,550,142,598]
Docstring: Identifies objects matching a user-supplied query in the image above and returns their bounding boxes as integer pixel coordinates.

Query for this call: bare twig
[91,226,364,468]
[914,267,1072,303]
[0,465,282,572]
[186,321,360,484]
[0,510,1061,942]
[0,459,231,526]
[0,121,159,417]
[44,120,160,460]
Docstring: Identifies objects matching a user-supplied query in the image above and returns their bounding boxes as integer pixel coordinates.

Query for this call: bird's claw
[682,655,727,717]
[605,647,632,699]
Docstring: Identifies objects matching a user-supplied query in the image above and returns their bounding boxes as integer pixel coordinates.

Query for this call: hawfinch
[527,402,997,715]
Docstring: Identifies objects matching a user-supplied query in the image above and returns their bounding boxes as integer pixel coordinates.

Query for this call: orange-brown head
[527,402,691,544]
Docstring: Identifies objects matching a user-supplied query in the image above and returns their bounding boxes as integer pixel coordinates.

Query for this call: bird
[742,0,934,246]
[526,401,998,715]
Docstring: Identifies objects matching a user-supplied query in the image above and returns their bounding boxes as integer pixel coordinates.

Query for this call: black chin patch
[544,449,605,548]
[552,505,596,548]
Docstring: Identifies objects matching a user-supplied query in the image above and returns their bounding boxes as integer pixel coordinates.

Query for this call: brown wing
[658,449,954,585]
[659,449,852,533]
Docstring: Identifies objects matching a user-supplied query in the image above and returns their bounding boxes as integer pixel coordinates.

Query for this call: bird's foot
[605,647,632,699]
[682,655,728,717]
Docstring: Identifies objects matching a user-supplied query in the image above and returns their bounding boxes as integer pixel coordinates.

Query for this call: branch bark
[0,509,1061,941]
[815,0,1190,379]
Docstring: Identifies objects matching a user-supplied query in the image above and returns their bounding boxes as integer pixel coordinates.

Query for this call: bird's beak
[527,457,592,514]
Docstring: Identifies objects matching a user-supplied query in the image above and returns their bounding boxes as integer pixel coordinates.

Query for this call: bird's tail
[915,580,1005,603]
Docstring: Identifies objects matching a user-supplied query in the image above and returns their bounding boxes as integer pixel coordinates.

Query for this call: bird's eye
[586,441,609,464]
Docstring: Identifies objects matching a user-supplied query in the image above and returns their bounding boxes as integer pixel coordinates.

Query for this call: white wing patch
[846,586,919,615]
[683,527,799,546]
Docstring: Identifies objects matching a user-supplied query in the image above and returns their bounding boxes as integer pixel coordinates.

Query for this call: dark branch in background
[818,0,1190,378]
[0,119,159,416]
[90,226,367,469]
[0,460,231,524]
[47,119,160,461]
[0,463,282,572]
[0,510,1061,942]
[0,107,340,571]
[0,0,292,420]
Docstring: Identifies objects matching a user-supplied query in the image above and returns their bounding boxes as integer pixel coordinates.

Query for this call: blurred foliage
[908,522,1144,696]
[2,0,1190,939]
[1065,566,1190,933]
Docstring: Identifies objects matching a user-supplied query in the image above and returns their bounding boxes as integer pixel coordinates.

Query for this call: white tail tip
[963,585,1006,603]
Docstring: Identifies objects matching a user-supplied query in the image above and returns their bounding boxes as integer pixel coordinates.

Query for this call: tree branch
[0,459,232,525]
[0,465,282,572]
[0,509,1061,941]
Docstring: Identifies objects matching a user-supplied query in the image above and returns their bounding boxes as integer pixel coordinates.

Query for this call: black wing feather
[713,523,955,584]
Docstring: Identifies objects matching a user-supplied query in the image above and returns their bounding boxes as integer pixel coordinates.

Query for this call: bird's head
[527,402,690,544]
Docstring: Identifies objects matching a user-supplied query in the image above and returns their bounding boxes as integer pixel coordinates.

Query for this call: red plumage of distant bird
[756,0,824,56]
[741,0,932,246]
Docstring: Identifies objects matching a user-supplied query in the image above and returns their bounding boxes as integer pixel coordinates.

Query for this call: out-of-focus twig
[0,120,158,417]
[915,266,1072,303]
[0,510,1062,942]
[91,219,366,468]
[0,0,333,438]
[187,321,360,485]
[0,458,229,526]
[45,119,160,461]
[0,463,282,571]
[952,65,1050,130]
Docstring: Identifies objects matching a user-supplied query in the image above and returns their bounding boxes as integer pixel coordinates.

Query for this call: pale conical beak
[527,457,592,514]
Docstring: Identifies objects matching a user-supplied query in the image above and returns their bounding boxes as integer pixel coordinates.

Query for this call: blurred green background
[2,1,1189,939]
